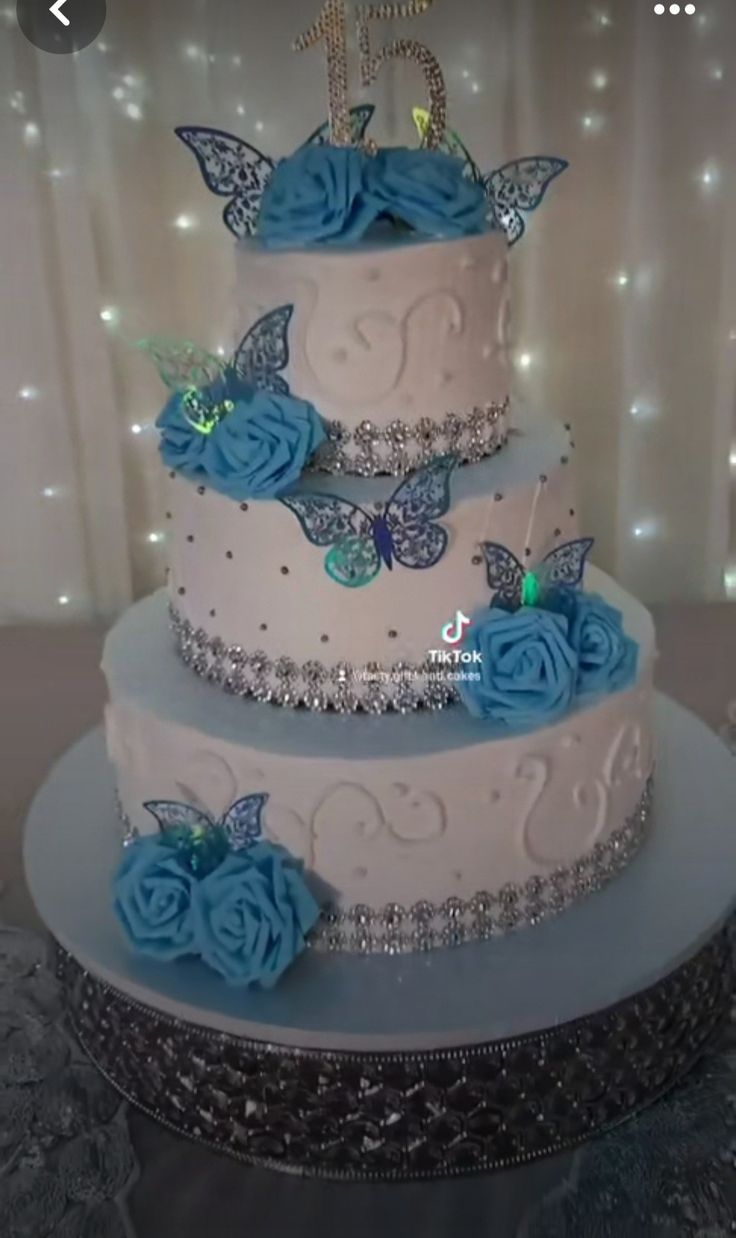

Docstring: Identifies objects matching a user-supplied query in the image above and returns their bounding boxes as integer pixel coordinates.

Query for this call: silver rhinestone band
[310,399,509,477]
[310,778,653,953]
[170,604,459,714]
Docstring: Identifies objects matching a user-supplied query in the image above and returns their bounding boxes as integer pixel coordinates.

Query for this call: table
[2,604,736,1237]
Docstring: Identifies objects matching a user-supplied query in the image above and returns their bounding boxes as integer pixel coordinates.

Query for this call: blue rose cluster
[114,835,320,988]
[459,593,638,728]
[258,145,490,249]
[157,373,325,500]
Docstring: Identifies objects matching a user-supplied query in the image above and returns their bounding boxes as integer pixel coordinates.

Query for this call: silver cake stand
[24,695,736,1181]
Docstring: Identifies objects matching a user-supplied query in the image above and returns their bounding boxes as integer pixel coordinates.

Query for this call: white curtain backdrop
[1,0,735,622]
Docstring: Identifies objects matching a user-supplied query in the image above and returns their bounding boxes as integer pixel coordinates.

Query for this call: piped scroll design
[517,719,650,868]
[515,756,552,866]
[309,781,447,853]
[301,289,465,409]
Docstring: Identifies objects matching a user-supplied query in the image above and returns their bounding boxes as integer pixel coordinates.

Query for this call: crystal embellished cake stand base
[24,696,736,1181]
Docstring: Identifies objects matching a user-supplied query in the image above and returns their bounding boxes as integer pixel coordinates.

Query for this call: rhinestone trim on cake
[311,777,654,953]
[56,918,734,1181]
[115,779,653,955]
[310,399,509,477]
[169,604,460,714]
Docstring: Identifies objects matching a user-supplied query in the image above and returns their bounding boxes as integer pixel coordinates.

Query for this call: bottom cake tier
[103,567,655,953]
[23,700,736,1180]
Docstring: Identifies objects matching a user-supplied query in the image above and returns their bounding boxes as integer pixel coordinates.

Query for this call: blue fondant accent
[158,387,326,501]
[366,147,489,239]
[258,146,381,249]
[279,456,455,588]
[563,592,639,697]
[458,607,578,726]
[192,843,320,989]
[114,828,319,988]
[113,836,199,963]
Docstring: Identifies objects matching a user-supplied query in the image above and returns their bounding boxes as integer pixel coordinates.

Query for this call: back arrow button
[49,0,70,25]
[17,0,107,53]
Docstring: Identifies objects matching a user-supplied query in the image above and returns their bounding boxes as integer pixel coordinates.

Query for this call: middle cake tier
[104,570,655,955]
[167,419,576,710]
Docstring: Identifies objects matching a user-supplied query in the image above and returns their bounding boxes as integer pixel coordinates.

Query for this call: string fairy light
[614,270,630,289]
[581,112,605,135]
[173,213,198,231]
[590,69,609,90]
[147,531,165,544]
[698,161,720,191]
[100,305,119,325]
[42,486,58,498]
[18,386,39,401]
[632,520,658,540]
[517,351,534,370]
[57,594,70,607]
[629,400,656,419]
[23,122,41,146]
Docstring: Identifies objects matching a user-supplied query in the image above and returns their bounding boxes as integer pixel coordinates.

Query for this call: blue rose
[113,838,198,963]
[566,593,638,696]
[366,148,489,239]
[203,389,325,499]
[192,843,320,988]
[258,146,380,248]
[157,391,210,475]
[459,607,578,727]
[156,371,253,478]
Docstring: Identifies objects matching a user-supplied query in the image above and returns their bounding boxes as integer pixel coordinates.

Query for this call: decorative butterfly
[176,106,376,239]
[281,456,457,589]
[484,157,569,246]
[144,794,269,852]
[138,304,294,433]
[412,107,483,183]
[303,104,376,149]
[481,538,595,612]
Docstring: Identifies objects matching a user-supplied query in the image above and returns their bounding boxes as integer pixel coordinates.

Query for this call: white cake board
[24,694,736,1053]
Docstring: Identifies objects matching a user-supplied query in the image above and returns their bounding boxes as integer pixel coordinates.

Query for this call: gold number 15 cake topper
[295,1,447,149]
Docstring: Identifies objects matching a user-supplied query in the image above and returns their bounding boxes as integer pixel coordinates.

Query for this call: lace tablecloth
[0,925,137,1237]
[1,606,735,1237]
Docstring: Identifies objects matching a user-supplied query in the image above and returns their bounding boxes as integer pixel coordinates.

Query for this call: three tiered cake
[104,88,654,981]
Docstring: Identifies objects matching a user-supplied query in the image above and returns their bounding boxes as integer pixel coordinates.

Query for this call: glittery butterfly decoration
[303,104,375,148]
[484,158,569,246]
[412,107,483,183]
[481,538,595,612]
[176,106,375,239]
[138,305,294,434]
[144,794,269,853]
[281,456,457,588]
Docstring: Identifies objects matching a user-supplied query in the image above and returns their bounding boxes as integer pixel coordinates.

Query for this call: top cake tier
[233,227,510,476]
